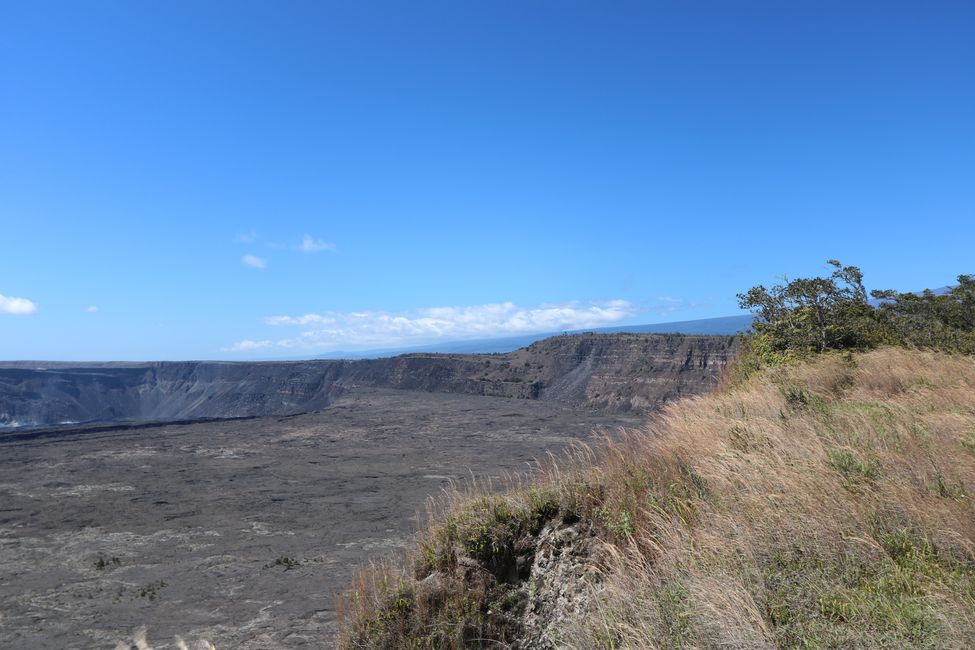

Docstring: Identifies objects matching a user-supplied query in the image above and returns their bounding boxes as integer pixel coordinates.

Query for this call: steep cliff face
[518,333,738,411]
[353,333,740,411]
[0,362,348,427]
[0,333,739,428]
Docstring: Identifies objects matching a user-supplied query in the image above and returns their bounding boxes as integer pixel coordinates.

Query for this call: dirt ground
[0,388,637,649]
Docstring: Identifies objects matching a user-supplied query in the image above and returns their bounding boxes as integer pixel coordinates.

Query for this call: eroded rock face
[520,522,603,650]
[0,333,739,428]
[404,519,604,650]
[520,333,738,412]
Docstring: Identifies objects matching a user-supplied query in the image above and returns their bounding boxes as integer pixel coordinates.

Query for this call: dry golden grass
[339,348,975,649]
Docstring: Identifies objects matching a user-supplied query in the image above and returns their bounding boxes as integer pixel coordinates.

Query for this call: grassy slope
[339,348,975,649]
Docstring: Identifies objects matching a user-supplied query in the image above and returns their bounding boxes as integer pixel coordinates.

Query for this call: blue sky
[2,1,973,360]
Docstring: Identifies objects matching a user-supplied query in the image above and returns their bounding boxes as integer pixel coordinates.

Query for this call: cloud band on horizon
[224,299,638,353]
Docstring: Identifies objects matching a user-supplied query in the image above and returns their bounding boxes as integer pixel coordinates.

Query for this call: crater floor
[0,388,635,649]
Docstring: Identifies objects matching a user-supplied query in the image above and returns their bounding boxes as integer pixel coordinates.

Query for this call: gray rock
[520,523,603,649]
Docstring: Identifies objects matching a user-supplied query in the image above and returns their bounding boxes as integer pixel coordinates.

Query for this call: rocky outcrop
[0,333,739,428]
[519,333,738,411]
[520,522,603,649]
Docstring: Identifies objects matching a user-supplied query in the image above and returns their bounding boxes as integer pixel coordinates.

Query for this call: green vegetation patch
[343,489,568,648]
[961,434,975,455]
[416,490,558,579]
[761,527,974,650]
[827,448,881,492]
[657,581,693,647]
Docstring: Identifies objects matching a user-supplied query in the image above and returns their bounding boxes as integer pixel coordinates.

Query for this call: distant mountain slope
[0,333,739,430]
[590,314,754,336]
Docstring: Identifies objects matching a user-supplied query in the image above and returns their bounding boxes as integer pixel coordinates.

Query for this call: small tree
[737,260,881,360]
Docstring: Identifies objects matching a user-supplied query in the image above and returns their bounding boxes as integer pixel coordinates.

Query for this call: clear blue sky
[2,1,973,360]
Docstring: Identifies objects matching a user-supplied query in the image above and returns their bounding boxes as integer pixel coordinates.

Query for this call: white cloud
[234,230,258,243]
[298,234,336,253]
[264,313,337,326]
[86,306,98,313]
[226,299,638,353]
[224,339,274,352]
[0,293,37,315]
[242,254,267,269]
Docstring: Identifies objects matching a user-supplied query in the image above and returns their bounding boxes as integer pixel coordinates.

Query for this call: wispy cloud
[298,234,337,253]
[0,293,37,315]
[653,296,707,315]
[226,339,275,352]
[234,230,258,243]
[224,299,637,353]
[242,254,268,269]
[264,314,337,326]
[268,234,338,253]
[86,306,99,313]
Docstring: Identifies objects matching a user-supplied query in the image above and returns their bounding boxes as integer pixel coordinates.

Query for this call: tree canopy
[737,261,975,364]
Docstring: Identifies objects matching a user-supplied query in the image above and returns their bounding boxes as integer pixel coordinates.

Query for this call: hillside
[340,348,975,649]
[0,333,738,429]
